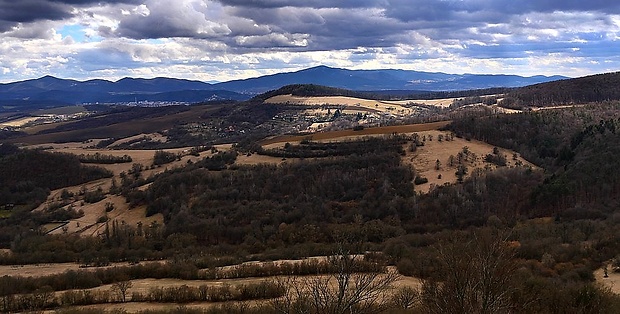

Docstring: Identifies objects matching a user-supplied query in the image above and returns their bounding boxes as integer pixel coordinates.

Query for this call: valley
[1,72,620,313]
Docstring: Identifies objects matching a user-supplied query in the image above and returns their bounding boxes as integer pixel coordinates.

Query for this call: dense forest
[253,83,510,102]
[0,143,112,249]
[2,128,620,312]
[448,103,620,214]
[501,72,620,107]
[0,144,112,209]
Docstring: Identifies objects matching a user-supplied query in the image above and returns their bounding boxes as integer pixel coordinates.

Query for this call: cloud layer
[1,0,619,82]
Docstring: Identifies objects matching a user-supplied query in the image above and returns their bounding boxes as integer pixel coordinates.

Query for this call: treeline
[447,103,620,213]
[253,84,510,102]
[257,136,406,158]
[146,148,415,246]
[501,72,620,108]
[412,167,543,229]
[447,103,620,169]
[0,279,283,312]
[0,254,389,312]
[78,152,132,164]
[0,143,113,209]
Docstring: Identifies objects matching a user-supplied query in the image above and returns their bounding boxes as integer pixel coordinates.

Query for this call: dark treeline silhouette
[447,102,620,213]
[257,136,406,158]
[146,147,415,247]
[252,84,510,102]
[501,72,620,108]
[78,153,132,164]
[0,144,112,209]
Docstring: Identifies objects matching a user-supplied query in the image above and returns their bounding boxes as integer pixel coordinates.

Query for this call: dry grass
[265,94,459,110]
[595,268,620,294]
[27,119,531,235]
[4,256,421,313]
[0,261,162,278]
[30,143,216,236]
[257,122,533,193]
[403,130,535,192]
[260,121,450,145]
[0,116,42,127]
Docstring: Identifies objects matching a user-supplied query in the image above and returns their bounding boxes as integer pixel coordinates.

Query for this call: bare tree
[111,280,133,303]
[421,230,520,314]
[391,286,419,310]
[271,246,400,314]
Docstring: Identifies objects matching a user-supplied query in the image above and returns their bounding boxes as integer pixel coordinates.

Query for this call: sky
[1,0,619,83]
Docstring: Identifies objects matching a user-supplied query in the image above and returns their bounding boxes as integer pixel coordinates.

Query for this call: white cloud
[0,0,619,83]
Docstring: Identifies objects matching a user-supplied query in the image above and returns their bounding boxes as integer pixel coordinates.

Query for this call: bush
[414,176,428,185]
[153,150,178,166]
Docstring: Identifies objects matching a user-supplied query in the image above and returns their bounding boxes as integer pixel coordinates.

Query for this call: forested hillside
[501,72,620,107]
[254,83,509,102]
[0,143,113,249]
[0,143,112,209]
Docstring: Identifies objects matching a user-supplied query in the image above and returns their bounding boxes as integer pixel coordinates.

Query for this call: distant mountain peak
[0,66,569,112]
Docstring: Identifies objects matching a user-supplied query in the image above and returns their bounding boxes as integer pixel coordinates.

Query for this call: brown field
[0,116,42,127]
[265,94,459,111]
[404,130,535,192]
[265,94,417,115]
[32,143,219,236]
[0,261,166,278]
[13,104,222,145]
[258,121,533,192]
[9,257,421,313]
[260,121,451,145]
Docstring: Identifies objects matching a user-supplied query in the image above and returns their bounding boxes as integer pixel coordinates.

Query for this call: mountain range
[0,66,567,111]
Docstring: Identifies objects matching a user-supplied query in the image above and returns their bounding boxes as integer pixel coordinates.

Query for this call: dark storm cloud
[215,0,384,9]
[116,1,233,40]
[0,1,71,24]
[0,0,139,32]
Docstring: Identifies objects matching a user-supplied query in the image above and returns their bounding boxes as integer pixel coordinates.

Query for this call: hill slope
[501,71,620,107]
[0,66,565,111]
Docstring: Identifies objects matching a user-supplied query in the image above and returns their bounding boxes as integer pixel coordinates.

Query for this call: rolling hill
[501,71,620,107]
[0,66,566,111]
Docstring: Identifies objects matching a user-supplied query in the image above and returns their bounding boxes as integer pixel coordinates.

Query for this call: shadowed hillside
[501,72,620,108]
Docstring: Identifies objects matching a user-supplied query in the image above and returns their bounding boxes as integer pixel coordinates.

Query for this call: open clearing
[266,94,458,110]
[403,130,534,192]
[260,121,451,145]
[5,257,421,313]
[265,94,461,119]
[31,142,217,236]
[595,268,620,294]
[258,121,533,192]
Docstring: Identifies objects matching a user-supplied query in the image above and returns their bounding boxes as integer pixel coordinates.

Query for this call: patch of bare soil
[595,268,620,294]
